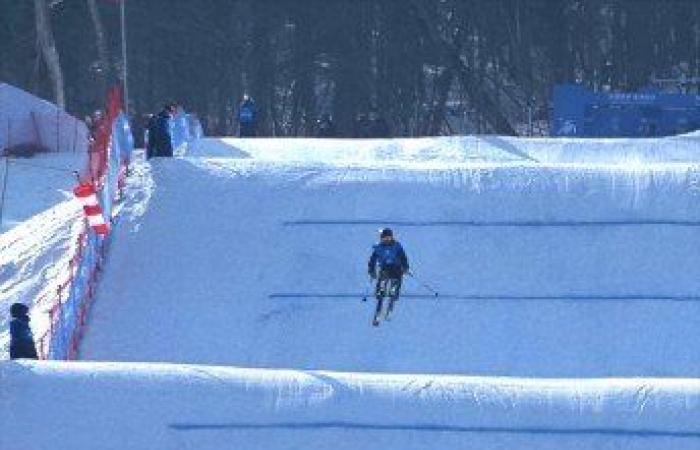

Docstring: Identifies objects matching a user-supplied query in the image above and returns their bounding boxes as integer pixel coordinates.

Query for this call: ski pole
[407,271,439,298]
[362,277,374,302]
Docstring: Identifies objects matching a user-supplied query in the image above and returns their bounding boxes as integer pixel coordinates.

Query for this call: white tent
[0,83,88,154]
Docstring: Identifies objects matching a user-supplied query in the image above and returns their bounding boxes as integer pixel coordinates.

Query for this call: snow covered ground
[3,135,700,449]
[3,360,700,450]
[0,152,86,358]
[80,136,700,377]
[0,152,84,232]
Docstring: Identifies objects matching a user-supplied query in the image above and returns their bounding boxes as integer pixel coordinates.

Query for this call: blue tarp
[552,84,700,137]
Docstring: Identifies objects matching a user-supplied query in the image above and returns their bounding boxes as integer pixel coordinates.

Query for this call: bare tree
[33,0,65,108]
[86,0,112,88]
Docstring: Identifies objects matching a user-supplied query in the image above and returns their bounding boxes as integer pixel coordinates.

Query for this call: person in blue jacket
[9,303,38,359]
[238,95,258,137]
[367,228,410,325]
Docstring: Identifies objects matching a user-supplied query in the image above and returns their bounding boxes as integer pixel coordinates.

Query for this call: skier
[367,228,409,326]
[9,303,38,360]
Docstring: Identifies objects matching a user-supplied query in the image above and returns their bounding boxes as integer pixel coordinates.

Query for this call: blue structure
[552,84,700,137]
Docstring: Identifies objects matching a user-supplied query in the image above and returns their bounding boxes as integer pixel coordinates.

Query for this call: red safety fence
[36,86,129,360]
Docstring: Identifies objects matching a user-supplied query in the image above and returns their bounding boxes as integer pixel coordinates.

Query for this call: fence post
[73,118,78,153]
[0,157,9,230]
[56,108,60,152]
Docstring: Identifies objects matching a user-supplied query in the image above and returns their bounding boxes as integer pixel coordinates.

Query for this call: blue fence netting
[46,112,134,360]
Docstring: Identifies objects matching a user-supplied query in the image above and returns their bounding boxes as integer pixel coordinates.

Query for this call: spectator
[368,110,390,138]
[238,95,258,137]
[130,113,148,149]
[9,303,38,360]
[316,114,336,137]
[353,113,370,138]
[145,113,157,159]
[149,103,175,158]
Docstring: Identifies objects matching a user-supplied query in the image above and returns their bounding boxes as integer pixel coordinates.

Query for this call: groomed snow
[4,135,700,449]
[0,151,88,358]
[2,360,700,450]
[80,137,700,377]
[0,198,82,358]
[0,152,85,232]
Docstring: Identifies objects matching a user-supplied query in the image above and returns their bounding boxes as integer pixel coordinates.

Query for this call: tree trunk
[86,0,111,88]
[33,0,65,108]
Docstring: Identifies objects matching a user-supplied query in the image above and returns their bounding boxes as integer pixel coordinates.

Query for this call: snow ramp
[6,136,698,450]
[2,360,700,450]
[80,137,700,377]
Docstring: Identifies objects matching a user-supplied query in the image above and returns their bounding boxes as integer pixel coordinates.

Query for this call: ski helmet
[379,227,393,239]
[10,303,29,318]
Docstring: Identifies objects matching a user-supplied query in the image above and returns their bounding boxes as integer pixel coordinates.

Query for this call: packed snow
[79,137,700,377]
[0,152,85,232]
[2,360,700,450]
[0,154,85,358]
[3,135,700,449]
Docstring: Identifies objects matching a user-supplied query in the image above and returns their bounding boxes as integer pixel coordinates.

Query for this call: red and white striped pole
[73,183,110,235]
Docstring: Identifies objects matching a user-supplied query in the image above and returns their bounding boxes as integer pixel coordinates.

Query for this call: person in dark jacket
[153,104,175,157]
[353,113,370,138]
[9,303,38,359]
[368,110,390,138]
[316,114,336,137]
[145,113,157,159]
[367,228,410,325]
[238,95,258,137]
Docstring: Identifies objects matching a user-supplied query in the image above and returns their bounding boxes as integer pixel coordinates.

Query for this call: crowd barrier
[144,110,203,153]
[36,87,133,360]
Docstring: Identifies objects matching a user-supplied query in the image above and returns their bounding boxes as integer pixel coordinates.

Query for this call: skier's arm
[368,248,378,277]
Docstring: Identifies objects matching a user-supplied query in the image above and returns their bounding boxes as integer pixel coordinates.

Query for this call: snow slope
[4,135,700,449]
[0,152,84,232]
[0,199,82,359]
[0,152,87,358]
[2,360,700,450]
[79,136,700,377]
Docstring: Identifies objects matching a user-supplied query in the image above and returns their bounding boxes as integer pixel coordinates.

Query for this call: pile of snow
[189,133,700,167]
[79,138,700,377]
[2,360,699,450]
[0,199,82,358]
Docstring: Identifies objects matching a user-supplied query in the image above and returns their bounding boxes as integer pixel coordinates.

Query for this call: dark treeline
[1,0,699,136]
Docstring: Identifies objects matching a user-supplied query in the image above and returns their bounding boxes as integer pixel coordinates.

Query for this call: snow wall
[2,360,700,450]
[0,83,89,154]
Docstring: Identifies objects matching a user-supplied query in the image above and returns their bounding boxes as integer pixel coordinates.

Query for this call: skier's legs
[373,276,389,325]
[375,277,389,309]
[375,276,383,299]
[386,277,402,314]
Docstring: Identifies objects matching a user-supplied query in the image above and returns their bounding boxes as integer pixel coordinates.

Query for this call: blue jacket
[238,100,257,124]
[368,241,409,275]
